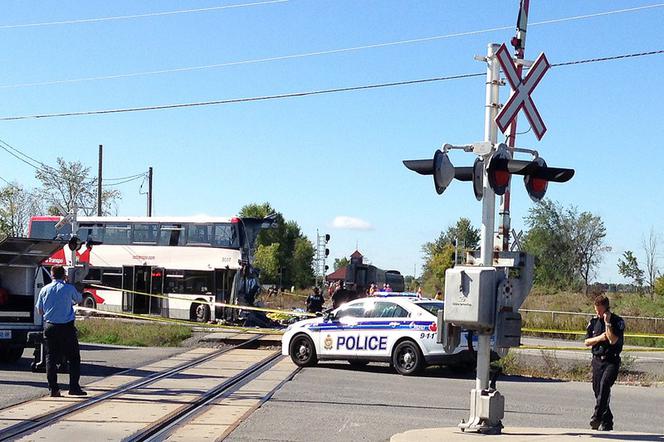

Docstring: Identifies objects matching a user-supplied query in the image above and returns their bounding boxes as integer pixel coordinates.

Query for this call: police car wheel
[392,340,423,376]
[289,334,317,367]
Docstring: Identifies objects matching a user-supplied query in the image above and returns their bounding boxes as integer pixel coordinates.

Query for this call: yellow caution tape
[521,327,664,340]
[75,306,285,335]
[87,283,317,318]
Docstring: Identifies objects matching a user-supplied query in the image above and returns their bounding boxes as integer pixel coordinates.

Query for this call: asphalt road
[226,361,664,442]
[0,344,185,409]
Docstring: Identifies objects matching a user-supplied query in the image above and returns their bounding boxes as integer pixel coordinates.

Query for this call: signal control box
[443,266,496,332]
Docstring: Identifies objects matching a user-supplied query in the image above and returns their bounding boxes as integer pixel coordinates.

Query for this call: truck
[0,236,65,367]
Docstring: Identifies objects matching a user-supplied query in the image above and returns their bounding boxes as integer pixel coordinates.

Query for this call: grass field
[521,290,664,347]
[77,318,192,347]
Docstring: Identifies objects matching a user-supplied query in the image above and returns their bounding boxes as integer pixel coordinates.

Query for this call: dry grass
[495,350,662,385]
[77,318,192,347]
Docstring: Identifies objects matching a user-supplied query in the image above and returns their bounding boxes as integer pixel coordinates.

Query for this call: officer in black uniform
[584,295,625,431]
[305,287,324,314]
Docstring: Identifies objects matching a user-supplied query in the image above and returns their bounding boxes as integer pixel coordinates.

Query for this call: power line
[0,141,43,169]
[0,0,287,30]
[103,172,147,182]
[102,174,147,187]
[1,3,662,90]
[550,49,664,67]
[0,49,661,122]
[0,138,54,171]
[0,136,145,186]
[0,72,487,121]
[0,175,14,186]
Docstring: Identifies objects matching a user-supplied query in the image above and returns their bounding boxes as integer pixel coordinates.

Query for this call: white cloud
[331,216,373,231]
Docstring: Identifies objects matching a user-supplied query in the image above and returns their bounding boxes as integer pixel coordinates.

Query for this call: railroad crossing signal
[495,43,550,140]
[486,144,574,202]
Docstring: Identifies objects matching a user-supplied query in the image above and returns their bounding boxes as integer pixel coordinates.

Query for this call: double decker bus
[28,215,270,323]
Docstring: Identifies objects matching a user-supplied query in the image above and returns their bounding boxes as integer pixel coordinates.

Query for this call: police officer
[35,266,86,397]
[584,295,625,431]
[305,287,324,314]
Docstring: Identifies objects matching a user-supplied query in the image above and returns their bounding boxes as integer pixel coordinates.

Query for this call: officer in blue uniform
[584,295,625,431]
[305,287,324,314]
[35,265,86,397]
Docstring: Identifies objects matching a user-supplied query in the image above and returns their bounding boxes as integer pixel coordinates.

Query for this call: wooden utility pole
[147,166,153,217]
[97,145,103,216]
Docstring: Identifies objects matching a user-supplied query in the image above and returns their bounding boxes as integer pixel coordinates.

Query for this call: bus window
[77,224,104,242]
[101,268,122,289]
[182,270,213,294]
[104,224,131,245]
[84,268,102,283]
[213,223,238,248]
[159,225,184,246]
[29,219,72,239]
[165,271,184,293]
[186,224,212,246]
[133,223,158,244]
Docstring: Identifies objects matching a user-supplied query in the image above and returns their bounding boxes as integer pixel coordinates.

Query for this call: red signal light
[487,148,512,195]
[493,170,510,187]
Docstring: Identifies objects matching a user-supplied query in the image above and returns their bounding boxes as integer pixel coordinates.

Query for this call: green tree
[654,275,664,297]
[238,202,315,289]
[254,243,280,283]
[617,250,644,292]
[333,257,350,271]
[290,237,315,288]
[420,218,479,292]
[420,244,455,292]
[0,183,42,237]
[522,199,608,291]
[574,212,611,294]
[423,217,480,266]
[35,158,120,215]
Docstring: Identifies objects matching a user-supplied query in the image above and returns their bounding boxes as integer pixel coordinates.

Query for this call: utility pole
[147,166,153,217]
[97,145,103,216]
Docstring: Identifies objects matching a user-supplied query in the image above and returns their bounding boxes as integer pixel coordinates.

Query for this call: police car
[282,294,475,375]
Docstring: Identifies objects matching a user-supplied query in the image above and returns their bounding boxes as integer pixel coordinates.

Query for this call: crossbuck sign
[495,43,550,140]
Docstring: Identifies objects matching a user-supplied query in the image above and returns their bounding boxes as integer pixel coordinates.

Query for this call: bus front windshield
[29,220,72,239]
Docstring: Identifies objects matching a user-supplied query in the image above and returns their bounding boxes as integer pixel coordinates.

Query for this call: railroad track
[0,334,291,442]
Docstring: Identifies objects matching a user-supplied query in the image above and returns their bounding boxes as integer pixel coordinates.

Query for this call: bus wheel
[82,294,97,311]
[191,303,211,323]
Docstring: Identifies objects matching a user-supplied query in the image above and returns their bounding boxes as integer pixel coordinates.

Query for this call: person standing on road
[35,265,86,398]
[305,287,325,314]
[584,295,625,431]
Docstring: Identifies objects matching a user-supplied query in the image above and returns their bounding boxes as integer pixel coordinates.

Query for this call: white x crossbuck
[495,43,550,140]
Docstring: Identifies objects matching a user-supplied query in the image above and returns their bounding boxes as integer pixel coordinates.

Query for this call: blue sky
[0,1,662,283]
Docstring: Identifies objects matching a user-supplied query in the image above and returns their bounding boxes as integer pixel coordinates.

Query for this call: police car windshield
[415,302,443,316]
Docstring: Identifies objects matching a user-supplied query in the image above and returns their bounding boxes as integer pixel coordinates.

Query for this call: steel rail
[0,334,264,441]
[130,350,283,441]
